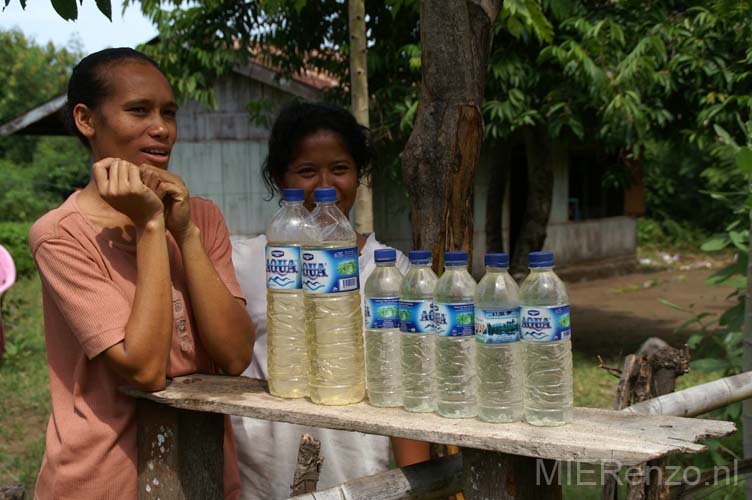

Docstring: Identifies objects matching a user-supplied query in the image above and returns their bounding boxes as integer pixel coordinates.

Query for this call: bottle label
[301,247,360,293]
[365,297,400,329]
[265,245,302,290]
[434,302,475,337]
[475,307,520,344]
[521,305,571,341]
[399,300,435,333]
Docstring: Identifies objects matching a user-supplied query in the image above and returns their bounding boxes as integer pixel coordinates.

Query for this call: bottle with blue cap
[520,251,573,426]
[265,188,309,398]
[364,248,403,407]
[301,187,364,405]
[475,253,523,422]
[399,250,438,412]
[434,251,477,418]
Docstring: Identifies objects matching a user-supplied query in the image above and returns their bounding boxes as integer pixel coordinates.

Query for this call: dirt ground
[567,262,737,359]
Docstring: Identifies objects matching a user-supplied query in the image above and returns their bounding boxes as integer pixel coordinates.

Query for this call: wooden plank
[289,454,462,500]
[463,449,562,500]
[137,399,224,500]
[122,375,735,467]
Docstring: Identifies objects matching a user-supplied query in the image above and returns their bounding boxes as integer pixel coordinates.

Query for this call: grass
[0,275,50,493]
[0,275,743,497]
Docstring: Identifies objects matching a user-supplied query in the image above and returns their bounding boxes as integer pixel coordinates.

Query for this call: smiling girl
[231,102,430,499]
[29,48,253,499]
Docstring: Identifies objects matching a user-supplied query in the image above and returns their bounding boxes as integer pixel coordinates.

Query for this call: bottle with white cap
[364,248,403,407]
[520,251,573,426]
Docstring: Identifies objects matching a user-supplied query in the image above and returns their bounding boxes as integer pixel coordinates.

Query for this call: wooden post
[291,434,323,496]
[137,399,224,500]
[0,484,25,500]
[462,449,562,500]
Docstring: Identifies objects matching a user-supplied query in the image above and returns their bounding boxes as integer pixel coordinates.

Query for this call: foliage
[5,0,112,20]
[636,217,707,250]
[0,222,35,279]
[0,29,88,225]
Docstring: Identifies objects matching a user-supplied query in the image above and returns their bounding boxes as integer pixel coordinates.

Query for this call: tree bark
[511,126,556,275]
[402,0,502,270]
[485,144,511,253]
[348,0,374,233]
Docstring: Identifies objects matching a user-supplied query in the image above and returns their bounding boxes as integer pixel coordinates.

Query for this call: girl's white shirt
[230,233,409,500]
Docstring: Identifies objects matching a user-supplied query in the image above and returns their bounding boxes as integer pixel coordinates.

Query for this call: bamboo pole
[623,371,752,418]
[348,0,374,233]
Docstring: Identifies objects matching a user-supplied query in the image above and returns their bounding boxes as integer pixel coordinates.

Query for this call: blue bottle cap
[408,250,432,264]
[314,187,337,203]
[528,251,554,268]
[485,253,509,268]
[283,188,304,202]
[444,251,468,265]
[374,248,396,263]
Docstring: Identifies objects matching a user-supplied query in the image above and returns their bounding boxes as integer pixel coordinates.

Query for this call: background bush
[0,222,35,279]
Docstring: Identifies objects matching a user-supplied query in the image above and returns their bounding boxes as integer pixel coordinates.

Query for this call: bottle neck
[281,200,303,207]
[411,262,432,268]
[529,266,553,272]
[486,265,509,273]
[444,263,467,271]
[376,261,396,267]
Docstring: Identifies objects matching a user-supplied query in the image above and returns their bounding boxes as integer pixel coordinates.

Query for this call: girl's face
[282,130,359,215]
[77,61,178,169]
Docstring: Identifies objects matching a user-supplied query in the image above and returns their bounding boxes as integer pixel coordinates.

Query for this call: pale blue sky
[0,0,157,53]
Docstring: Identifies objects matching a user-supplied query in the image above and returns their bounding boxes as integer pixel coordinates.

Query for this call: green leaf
[95,0,112,21]
[714,124,739,149]
[729,230,748,251]
[701,235,730,252]
[736,147,752,176]
[658,298,690,313]
[51,0,77,20]
[690,358,729,373]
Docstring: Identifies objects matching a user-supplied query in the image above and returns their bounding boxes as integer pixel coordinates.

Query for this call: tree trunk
[402,0,502,270]
[348,0,374,234]
[485,144,511,253]
[510,127,557,275]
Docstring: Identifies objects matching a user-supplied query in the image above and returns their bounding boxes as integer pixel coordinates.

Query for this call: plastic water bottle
[301,187,364,405]
[520,251,573,426]
[399,250,438,413]
[265,188,308,398]
[364,248,403,407]
[475,253,523,423]
[434,251,477,418]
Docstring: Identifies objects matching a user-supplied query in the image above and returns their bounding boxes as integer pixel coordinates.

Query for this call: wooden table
[122,375,735,500]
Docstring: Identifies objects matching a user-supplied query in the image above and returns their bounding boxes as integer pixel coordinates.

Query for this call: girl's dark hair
[66,47,162,149]
[262,102,374,199]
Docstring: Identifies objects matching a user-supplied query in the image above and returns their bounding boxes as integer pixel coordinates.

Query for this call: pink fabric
[0,245,15,295]
[0,244,16,360]
[30,191,245,500]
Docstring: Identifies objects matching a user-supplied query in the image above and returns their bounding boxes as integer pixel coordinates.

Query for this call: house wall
[169,73,304,238]
[542,216,637,265]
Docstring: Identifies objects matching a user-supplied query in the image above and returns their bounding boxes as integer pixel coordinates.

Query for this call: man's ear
[72,103,96,140]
